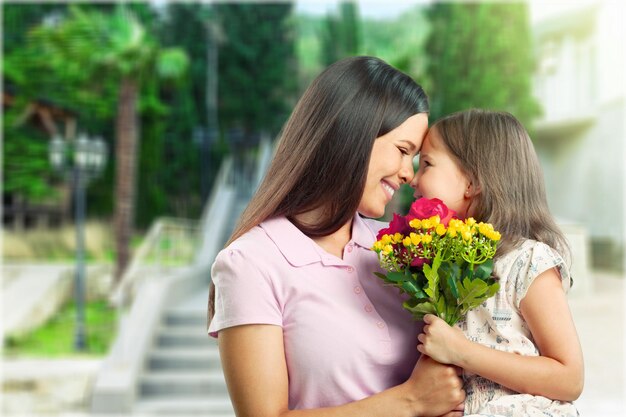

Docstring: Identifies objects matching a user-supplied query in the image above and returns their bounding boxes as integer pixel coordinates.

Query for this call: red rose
[406,198,456,226]
[376,213,411,240]
[411,257,429,267]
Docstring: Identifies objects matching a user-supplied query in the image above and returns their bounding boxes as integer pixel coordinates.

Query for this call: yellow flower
[447,227,458,238]
[421,219,431,229]
[409,219,421,229]
[489,231,501,241]
[393,233,403,243]
[410,233,421,245]
[479,222,494,236]
[436,223,446,236]
[381,234,392,245]
[465,217,476,226]
[403,236,412,247]
[449,218,464,229]
[429,215,440,225]
[383,244,394,255]
[422,234,432,244]
[462,230,472,241]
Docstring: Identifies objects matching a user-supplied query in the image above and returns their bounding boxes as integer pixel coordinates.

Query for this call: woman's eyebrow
[400,140,418,153]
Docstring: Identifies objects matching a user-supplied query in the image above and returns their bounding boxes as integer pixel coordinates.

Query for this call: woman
[208,56,465,417]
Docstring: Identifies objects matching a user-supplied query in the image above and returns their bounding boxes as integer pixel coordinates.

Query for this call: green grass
[4,300,118,358]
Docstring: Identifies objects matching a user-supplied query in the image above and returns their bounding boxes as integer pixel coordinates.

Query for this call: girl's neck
[293,209,353,260]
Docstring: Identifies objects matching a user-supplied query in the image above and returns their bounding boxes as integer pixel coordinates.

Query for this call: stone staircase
[113,141,271,415]
[131,191,253,416]
[133,303,235,416]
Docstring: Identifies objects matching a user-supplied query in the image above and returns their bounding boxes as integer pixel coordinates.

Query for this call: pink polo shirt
[208,214,421,409]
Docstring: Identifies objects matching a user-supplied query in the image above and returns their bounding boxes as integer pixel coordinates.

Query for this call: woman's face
[358,113,428,218]
[410,128,472,217]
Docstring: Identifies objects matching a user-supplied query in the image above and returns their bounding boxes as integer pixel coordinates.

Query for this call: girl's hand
[417,314,468,365]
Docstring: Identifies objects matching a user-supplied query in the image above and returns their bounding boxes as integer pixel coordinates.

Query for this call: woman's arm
[218,324,465,417]
[417,268,584,401]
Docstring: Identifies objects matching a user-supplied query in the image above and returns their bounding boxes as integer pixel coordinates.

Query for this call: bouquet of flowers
[372,198,501,326]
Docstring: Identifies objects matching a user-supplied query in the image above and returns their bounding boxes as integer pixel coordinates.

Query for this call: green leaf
[401,280,426,298]
[385,271,406,283]
[374,272,387,280]
[403,301,438,319]
[473,259,494,280]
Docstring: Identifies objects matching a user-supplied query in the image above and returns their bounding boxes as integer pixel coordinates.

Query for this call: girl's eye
[397,147,409,156]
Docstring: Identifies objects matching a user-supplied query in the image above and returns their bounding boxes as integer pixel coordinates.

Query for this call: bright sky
[295,0,599,23]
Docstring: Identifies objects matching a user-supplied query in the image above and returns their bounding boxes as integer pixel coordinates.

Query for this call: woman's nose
[399,159,415,184]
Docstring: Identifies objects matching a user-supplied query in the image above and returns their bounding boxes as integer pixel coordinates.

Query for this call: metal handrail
[109,217,199,307]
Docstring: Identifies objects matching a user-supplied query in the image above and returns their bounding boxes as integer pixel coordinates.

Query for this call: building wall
[532,0,625,270]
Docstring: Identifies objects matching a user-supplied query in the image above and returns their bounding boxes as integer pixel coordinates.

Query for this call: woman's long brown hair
[209,56,428,325]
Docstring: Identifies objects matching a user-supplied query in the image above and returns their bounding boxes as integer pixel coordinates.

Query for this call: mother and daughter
[207,56,584,417]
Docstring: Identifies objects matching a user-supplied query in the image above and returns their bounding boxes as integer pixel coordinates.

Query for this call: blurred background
[2,0,624,416]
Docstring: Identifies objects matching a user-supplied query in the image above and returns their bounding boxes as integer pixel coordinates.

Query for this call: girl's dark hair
[431,109,570,262]
[228,56,429,244]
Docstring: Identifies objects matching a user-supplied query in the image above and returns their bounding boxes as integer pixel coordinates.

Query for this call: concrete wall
[532,0,625,270]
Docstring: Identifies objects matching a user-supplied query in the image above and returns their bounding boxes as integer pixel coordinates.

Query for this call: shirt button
[346,266,354,273]
[365,305,373,313]
[346,245,353,253]
[376,321,385,329]
[353,286,362,294]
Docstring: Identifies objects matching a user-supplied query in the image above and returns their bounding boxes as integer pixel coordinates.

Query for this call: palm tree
[33,5,189,282]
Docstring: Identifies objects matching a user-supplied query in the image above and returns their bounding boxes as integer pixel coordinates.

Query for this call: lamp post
[49,133,108,351]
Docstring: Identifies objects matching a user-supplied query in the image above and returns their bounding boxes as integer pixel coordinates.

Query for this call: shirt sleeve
[510,241,572,310]
[208,247,283,338]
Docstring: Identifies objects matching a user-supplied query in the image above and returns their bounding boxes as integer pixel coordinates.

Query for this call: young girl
[411,109,584,416]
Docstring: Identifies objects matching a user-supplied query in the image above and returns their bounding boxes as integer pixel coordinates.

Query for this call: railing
[109,217,199,308]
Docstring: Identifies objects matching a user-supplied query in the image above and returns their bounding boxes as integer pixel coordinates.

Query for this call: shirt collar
[259,214,377,267]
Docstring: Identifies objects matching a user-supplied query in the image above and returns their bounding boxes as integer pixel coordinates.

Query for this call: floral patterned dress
[458,239,579,417]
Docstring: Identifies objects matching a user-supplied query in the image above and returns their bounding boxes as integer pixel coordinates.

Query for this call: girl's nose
[409,170,420,189]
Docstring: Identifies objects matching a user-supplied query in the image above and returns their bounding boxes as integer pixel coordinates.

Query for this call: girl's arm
[417,267,584,401]
[218,323,465,417]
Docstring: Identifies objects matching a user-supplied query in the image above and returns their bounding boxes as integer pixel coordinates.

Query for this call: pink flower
[406,198,456,226]
[376,213,411,240]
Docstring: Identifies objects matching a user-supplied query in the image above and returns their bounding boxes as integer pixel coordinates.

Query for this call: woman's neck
[293,210,353,260]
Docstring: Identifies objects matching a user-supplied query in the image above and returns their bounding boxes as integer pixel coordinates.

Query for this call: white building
[532,0,625,271]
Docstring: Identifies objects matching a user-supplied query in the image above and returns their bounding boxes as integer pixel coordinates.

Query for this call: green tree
[216,3,297,135]
[425,2,540,127]
[31,5,189,281]
[321,1,361,65]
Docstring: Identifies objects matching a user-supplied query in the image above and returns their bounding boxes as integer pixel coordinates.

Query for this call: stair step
[134,396,234,415]
[164,309,207,327]
[140,371,228,396]
[156,328,212,348]
[148,348,221,371]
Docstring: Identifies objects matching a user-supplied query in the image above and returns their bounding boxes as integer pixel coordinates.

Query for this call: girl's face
[358,113,428,218]
[411,128,473,217]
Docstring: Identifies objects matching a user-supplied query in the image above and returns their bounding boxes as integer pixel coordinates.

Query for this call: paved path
[568,271,625,416]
